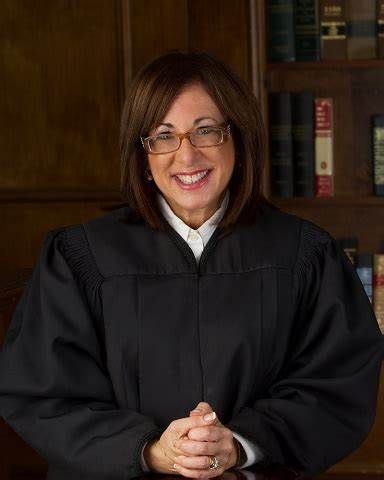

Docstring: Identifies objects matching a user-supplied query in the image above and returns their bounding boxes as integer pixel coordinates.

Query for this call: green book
[295,0,320,61]
[292,92,315,196]
[267,0,296,62]
[269,92,294,197]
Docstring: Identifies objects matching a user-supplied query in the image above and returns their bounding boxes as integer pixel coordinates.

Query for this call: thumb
[189,401,214,417]
[173,411,218,444]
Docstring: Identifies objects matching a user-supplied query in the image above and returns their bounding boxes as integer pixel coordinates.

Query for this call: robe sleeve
[226,220,384,477]
[0,228,163,479]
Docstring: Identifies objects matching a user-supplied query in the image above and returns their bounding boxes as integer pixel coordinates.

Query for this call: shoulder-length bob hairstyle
[120,50,269,231]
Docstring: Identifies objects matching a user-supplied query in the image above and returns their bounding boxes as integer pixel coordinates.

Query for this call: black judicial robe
[0,203,383,480]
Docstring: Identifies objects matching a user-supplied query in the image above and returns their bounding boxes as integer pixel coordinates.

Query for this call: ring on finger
[209,456,220,469]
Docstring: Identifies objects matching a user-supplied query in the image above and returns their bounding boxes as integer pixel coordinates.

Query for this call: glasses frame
[140,124,231,155]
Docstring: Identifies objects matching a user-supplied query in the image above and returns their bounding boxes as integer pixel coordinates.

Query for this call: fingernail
[203,411,216,421]
[173,463,179,470]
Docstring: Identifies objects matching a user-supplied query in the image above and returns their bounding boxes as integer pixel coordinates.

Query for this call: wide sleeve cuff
[232,431,264,468]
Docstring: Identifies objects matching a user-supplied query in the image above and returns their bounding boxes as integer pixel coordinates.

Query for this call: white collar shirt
[158,191,229,263]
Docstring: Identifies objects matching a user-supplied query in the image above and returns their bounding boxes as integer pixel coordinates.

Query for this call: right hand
[144,411,218,474]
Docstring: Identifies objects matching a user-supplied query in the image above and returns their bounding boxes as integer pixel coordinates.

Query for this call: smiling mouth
[174,169,211,185]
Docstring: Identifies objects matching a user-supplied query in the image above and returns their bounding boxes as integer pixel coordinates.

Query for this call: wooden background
[0,1,383,479]
[0,0,252,271]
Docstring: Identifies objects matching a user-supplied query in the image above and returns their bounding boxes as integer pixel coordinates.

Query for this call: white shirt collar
[158,191,229,248]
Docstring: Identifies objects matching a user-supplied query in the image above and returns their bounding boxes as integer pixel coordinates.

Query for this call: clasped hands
[144,401,239,478]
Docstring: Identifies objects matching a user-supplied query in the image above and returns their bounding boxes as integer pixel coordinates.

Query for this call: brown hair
[120,50,271,231]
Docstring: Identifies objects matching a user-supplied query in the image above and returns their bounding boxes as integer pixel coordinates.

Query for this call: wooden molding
[0,189,123,203]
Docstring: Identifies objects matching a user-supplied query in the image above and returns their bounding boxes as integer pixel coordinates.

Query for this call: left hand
[172,402,238,478]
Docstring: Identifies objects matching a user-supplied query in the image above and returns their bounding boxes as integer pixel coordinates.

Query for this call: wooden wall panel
[128,0,189,78]
[188,0,251,83]
[0,200,120,270]
[128,0,251,84]
[0,0,121,191]
[0,0,255,271]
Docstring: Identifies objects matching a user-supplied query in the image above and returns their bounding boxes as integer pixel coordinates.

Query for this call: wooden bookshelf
[267,59,384,71]
[254,1,384,478]
[255,2,384,236]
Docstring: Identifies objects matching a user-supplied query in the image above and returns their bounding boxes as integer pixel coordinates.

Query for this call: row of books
[338,237,384,333]
[268,0,384,62]
[269,91,384,197]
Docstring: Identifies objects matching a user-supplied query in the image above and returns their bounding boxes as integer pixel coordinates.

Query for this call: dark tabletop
[133,465,310,480]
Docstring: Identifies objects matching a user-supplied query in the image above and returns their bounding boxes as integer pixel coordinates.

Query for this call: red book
[315,98,334,196]
[320,0,347,59]
[373,254,384,333]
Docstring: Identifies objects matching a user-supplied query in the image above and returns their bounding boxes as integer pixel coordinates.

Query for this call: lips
[175,169,210,185]
[173,169,211,190]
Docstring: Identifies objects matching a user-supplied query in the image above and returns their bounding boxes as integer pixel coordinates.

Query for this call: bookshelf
[253,1,384,477]
[253,3,384,253]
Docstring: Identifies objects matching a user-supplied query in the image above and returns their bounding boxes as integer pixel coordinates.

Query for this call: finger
[187,425,222,442]
[174,438,218,456]
[170,411,218,438]
[173,462,223,479]
[174,454,212,470]
[189,410,203,417]
[189,403,213,417]
[190,401,214,414]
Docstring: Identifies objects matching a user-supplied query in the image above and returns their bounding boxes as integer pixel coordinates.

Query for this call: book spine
[295,0,320,61]
[347,0,377,59]
[267,0,296,62]
[372,115,384,196]
[269,92,294,197]
[292,92,315,196]
[378,0,384,58]
[320,0,347,59]
[356,253,374,302]
[373,254,384,333]
[315,98,334,196]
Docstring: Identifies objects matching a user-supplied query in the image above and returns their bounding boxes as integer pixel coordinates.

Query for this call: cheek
[219,147,235,178]
[147,156,168,179]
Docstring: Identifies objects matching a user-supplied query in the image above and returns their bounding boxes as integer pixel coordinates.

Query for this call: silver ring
[209,456,220,469]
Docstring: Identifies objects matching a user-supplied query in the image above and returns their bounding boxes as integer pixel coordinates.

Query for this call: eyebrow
[156,116,219,129]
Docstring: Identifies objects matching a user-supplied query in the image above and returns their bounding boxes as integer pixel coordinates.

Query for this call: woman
[0,51,383,480]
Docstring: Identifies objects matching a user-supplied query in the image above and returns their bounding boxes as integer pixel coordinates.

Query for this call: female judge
[0,51,383,480]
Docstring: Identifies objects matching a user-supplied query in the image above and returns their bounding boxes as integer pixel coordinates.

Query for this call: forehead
[162,83,223,121]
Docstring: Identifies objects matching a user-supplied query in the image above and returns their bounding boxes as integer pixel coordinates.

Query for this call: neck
[175,206,218,229]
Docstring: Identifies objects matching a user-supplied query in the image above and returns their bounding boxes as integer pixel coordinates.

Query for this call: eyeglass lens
[148,127,224,153]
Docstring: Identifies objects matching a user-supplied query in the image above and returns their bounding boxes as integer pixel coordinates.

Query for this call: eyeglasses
[141,124,231,155]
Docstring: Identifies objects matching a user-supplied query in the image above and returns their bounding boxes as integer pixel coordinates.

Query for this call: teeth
[176,170,209,185]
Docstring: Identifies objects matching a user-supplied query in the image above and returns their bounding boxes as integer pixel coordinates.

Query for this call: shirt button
[188,231,200,242]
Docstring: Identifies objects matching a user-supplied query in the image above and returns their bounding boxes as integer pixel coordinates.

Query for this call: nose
[175,135,200,166]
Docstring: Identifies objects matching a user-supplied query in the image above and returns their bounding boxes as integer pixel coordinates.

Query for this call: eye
[155,132,173,141]
[195,126,217,135]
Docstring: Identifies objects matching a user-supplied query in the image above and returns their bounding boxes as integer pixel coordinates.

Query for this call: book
[320,0,347,59]
[372,115,384,196]
[373,254,384,333]
[356,253,373,302]
[315,98,334,196]
[292,92,315,196]
[346,0,377,59]
[267,0,296,62]
[269,92,294,197]
[295,0,320,61]
[378,0,384,58]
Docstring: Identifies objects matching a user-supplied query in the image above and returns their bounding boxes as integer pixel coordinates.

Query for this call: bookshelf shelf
[270,196,384,207]
[267,59,384,72]
[259,1,384,476]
